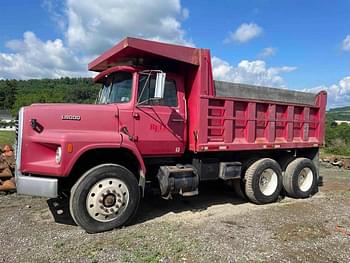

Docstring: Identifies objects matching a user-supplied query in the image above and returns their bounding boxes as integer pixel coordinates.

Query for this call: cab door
[133,73,186,156]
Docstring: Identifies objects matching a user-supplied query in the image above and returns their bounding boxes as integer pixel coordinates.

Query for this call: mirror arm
[137,72,152,104]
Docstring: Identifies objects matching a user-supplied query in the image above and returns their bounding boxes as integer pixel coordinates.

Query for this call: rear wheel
[283,158,317,198]
[69,164,140,233]
[245,158,283,204]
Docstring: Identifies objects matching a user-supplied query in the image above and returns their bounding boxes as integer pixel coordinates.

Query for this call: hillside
[327,106,350,121]
[325,106,350,156]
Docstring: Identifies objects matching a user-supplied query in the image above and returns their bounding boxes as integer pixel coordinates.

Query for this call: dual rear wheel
[234,157,317,204]
[283,158,318,198]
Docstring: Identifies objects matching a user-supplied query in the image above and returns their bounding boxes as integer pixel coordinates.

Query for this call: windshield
[97,71,133,104]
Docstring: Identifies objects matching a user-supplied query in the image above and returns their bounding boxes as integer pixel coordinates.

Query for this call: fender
[63,133,146,186]
[21,129,123,177]
[62,132,123,176]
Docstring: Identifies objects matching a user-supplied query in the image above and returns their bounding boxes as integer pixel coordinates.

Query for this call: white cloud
[258,47,277,58]
[307,76,350,108]
[65,0,192,56]
[212,56,296,87]
[0,0,191,79]
[342,35,350,51]
[0,31,87,79]
[225,23,263,43]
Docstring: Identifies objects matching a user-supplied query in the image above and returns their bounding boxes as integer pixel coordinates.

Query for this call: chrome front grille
[15,116,19,152]
[15,108,24,172]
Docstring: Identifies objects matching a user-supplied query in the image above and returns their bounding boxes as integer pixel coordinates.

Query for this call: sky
[0,0,349,108]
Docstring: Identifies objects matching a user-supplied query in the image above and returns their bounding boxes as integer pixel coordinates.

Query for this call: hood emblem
[62,115,81,121]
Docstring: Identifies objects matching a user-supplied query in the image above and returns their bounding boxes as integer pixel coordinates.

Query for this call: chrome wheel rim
[86,178,129,222]
[298,167,313,192]
[259,168,278,196]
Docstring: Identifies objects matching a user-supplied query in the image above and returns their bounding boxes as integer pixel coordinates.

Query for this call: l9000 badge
[62,115,81,121]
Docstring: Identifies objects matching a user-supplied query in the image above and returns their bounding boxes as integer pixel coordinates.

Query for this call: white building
[334,120,350,125]
[0,110,15,131]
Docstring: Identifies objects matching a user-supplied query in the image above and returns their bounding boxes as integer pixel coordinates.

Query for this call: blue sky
[184,0,350,88]
[0,0,349,107]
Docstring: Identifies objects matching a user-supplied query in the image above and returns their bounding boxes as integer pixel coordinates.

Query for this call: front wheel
[69,164,140,233]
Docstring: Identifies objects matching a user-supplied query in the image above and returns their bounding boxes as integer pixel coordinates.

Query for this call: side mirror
[154,72,166,99]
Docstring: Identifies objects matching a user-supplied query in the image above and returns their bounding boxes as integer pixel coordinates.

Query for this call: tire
[283,158,317,198]
[69,164,140,233]
[245,158,283,204]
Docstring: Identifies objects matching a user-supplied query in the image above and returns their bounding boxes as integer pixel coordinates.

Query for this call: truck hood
[25,103,119,134]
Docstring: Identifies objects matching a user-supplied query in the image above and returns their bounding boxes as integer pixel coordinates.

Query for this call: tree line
[0,78,100,116]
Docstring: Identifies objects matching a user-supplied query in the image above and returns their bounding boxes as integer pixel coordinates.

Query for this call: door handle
[171,118,184,122]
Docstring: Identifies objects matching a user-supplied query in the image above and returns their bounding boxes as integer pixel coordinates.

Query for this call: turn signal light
[67,143,73,153]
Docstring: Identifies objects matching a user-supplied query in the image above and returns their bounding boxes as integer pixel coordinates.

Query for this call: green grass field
[0,131,15,148]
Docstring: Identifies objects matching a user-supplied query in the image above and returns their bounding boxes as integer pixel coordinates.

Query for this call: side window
[138,74,178,107]
[163,80,177,107]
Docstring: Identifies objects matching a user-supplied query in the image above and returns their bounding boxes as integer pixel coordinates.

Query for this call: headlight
[55,146,62,164]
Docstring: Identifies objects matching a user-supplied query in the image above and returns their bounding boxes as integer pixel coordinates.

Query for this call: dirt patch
[320,166,350,189]
[275,222,330,241]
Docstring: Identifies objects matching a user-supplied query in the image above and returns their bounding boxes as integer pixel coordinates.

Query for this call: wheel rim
[259,168,278,196]
[298,167,313,192]
[86,178,129,222]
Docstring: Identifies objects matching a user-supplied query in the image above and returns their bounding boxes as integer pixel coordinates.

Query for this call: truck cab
[93,66,187,156]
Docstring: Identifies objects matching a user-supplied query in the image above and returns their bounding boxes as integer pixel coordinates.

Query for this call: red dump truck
[15,37,327,233]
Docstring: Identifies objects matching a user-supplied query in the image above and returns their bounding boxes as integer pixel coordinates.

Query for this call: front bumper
[16,173,58,198]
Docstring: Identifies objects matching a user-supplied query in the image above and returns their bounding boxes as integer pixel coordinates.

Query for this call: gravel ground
[1,166,350,263]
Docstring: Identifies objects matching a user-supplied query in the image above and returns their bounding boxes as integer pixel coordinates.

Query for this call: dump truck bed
[194,81,327,152]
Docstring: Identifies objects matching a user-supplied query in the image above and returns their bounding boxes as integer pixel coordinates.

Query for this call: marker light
[67,143,73,153]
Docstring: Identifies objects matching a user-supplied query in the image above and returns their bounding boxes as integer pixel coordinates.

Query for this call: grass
[0,131,15,148]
